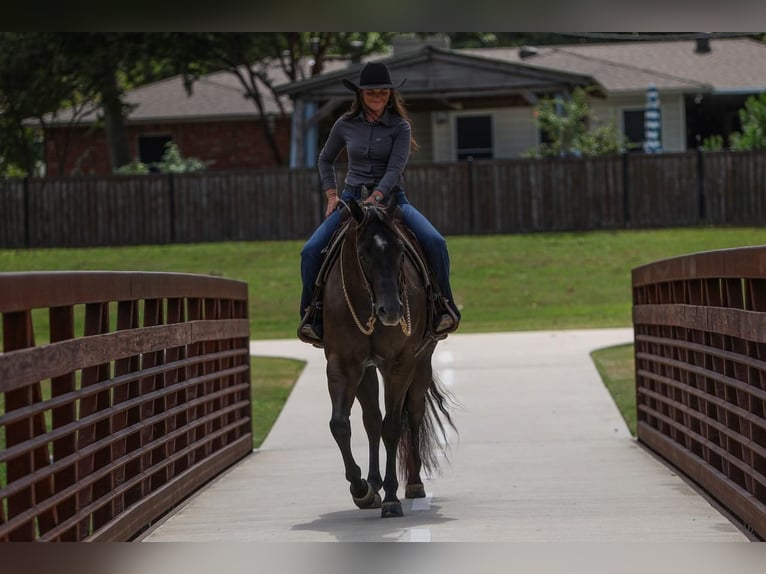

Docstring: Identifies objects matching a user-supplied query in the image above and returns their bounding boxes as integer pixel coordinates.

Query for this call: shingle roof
[49,38,766,126]
[459,38,766,95]
[55,58,352,124]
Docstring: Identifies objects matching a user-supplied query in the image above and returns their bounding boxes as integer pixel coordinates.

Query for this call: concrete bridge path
[141,329,748,542]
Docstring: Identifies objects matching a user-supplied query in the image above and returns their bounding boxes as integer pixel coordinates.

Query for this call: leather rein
[340,210,412,337]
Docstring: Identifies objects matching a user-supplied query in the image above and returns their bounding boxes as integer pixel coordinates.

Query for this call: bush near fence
[2,150,766,248]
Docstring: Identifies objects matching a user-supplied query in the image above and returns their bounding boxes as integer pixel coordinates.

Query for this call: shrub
[528,87,623,157]
[729,93,766,151]
[115,141,212,174]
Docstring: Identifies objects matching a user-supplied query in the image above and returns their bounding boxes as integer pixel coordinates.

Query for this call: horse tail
[398,372,459,480]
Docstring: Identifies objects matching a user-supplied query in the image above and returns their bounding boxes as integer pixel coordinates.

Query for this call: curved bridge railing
[0,272,251,541]
[632,246,766,539]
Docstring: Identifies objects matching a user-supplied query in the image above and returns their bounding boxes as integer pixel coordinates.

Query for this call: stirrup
[298,323,323,348]
[430,296,459,340]
[434,313,456,334]
[297,305,324,348]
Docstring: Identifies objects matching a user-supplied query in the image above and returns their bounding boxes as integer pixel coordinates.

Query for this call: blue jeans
[300,187,460,321]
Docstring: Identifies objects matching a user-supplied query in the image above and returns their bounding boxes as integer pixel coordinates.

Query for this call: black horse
[321,198,456,518]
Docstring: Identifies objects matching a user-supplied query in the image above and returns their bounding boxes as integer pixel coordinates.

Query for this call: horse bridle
[340,206,412,337]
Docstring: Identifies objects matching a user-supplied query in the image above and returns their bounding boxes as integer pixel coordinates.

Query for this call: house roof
[48,57,352,125]
[275,46,600,99]
[47,37,766,127]
[459,38,766,96]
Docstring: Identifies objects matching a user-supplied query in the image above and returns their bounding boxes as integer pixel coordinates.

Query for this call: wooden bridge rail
[632,246,766,539]
[0,271,252,541]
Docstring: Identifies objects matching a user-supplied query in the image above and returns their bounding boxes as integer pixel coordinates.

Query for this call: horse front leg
[326,356,375,509]
[380,407,404,517]
[356,366,383,500]
[379,367,414,518]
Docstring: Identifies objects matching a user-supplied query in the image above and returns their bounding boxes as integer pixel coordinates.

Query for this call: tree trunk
[100,69,131,172]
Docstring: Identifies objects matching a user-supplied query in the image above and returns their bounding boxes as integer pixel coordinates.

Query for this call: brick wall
[44,117,292,176]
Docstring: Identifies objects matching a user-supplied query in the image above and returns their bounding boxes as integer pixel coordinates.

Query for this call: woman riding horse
[320,195,456,517]
[299,61,460,346]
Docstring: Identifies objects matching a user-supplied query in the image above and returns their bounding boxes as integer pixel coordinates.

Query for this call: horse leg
[326,356,373,508]
[379,368,414,518]
[356,366,383,502]
[380,408,405,517]
[403,359,432,500]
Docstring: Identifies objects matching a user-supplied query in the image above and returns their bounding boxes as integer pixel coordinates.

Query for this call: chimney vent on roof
[519,46,538,59]
[695,36,711,54]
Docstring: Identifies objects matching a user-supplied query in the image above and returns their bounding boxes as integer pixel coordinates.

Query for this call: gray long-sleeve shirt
[317,109,411,199]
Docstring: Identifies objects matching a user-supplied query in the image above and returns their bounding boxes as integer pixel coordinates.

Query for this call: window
[456,115,493,160]
[138,134,173,168]
[622,110,645,153]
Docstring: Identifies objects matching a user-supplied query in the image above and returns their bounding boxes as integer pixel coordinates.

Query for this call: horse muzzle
[375,298,403,327]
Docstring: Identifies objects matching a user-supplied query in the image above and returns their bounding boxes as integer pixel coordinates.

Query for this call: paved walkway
[141,329,748,542]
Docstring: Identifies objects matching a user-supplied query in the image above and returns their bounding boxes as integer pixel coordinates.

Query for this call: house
[276,42,601,167]
[42,36,766,176]
[279,36,766,166]
[459,36,766,153]
[42,58,351,176]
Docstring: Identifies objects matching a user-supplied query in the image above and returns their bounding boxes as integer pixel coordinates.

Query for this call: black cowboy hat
[342,62,406,92]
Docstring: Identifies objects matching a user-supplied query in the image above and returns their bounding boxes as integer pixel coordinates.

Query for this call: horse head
[347,199,405,327]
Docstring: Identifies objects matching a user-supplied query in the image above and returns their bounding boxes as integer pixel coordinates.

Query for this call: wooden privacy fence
[632,246,766,539]
[0,271,252,541]
[2,150,766,248]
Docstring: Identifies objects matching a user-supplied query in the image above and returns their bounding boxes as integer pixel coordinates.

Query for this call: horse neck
[339,223,371,297]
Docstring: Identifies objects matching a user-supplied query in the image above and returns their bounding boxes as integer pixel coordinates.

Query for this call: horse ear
[348,199,365,223]
[385,196,398,219]
[386,197,401,224]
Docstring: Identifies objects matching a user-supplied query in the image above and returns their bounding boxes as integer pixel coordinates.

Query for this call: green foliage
[577,122,623,156]
[528,87,623,157]
[114,159,150,175]
[0,121,43,177]
[701,134,725,151]
[729,93,766,151]
[115,142,210,174]
[155,142,210,173]
[0,32,96,176]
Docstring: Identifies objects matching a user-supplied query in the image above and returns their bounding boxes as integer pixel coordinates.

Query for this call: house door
[456,115,493,160]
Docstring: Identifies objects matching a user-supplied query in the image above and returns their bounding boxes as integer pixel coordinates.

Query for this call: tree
[527,87,622,157]
[729,93,766,151]
[164,33,392,166]
[0,33,100,176]
[0,33,186,176]
[52,33,172,172]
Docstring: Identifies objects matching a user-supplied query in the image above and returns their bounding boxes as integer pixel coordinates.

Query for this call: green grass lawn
[3,226,766,450]
[3,227,766,338]
[591,343,637,435]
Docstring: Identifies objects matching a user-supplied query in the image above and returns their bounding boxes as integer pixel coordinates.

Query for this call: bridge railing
[632,246,766,539]
[0,271,252,541]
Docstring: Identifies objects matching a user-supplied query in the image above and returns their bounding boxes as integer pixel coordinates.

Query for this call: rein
[341,214,412,337]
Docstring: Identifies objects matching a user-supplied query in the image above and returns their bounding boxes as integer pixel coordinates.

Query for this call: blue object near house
[643,83,663,153]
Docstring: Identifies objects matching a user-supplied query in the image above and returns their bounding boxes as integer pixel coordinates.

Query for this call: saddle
[297,206,457,344]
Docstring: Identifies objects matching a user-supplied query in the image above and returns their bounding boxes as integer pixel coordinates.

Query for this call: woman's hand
[325,189,339,218]
[362,190,385,206]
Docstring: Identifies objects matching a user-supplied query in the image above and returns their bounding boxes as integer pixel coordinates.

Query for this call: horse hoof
[381,501,404,518]
[405,483,426,499]
[352,481,379,509]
